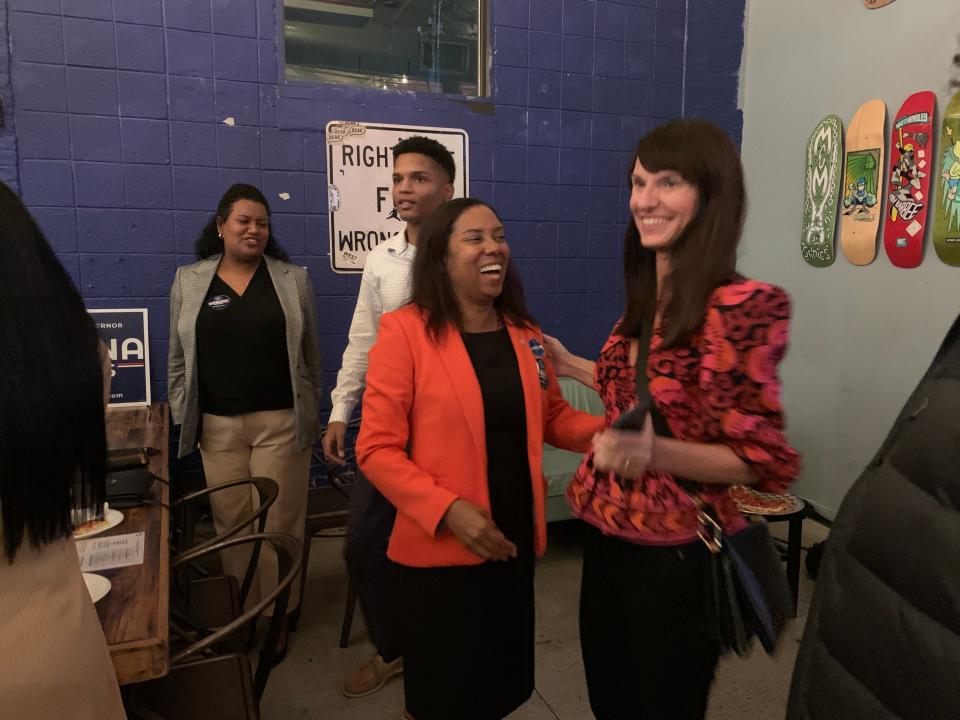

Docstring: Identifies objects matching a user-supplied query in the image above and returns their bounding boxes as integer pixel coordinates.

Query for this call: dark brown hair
[195,183,289,261]
[618,119,745,347]
[410,198,534,341]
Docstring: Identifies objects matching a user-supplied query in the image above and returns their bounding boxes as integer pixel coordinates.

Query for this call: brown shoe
[342,653,403,698]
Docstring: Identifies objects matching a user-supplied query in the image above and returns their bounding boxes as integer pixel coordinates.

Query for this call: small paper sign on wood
[76,532,145,572]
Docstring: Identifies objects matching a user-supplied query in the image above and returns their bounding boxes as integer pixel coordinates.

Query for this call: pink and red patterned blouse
[566,278,801,546]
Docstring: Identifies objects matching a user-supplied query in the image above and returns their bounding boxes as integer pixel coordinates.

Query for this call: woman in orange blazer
[357,198,603,720]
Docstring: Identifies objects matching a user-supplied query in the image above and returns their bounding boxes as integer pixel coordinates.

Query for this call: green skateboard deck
[840,99,886,266]
[933,90,960,266]
[801,114,844,267]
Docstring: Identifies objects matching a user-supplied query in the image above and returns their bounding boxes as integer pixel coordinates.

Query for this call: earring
[218,233,224,239]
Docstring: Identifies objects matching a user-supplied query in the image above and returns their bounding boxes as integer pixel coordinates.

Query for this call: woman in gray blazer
[168,184,322,657]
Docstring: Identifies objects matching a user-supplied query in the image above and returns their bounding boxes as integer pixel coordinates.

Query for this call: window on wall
[282,0,488,97]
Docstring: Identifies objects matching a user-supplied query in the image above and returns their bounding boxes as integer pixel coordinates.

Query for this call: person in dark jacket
[787,314,960,720]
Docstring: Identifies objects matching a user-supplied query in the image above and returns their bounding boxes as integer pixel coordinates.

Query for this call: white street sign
[325,120,469,273]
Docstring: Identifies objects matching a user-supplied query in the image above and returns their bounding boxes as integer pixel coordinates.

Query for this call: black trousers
[343,469,402,661]
[579,523,720,720]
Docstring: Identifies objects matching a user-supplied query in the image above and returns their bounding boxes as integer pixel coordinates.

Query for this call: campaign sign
[325,121,469,273]
[89,309,151,407]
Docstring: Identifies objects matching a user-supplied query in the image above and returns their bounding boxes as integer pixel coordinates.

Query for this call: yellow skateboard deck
[864,0,897,8]
[840,99,886,265]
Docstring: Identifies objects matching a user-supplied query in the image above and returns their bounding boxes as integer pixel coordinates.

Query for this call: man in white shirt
[322,136,455,699]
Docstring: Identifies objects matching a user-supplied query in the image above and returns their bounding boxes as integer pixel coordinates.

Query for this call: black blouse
[196,262,293,416]
[461,327,533,559]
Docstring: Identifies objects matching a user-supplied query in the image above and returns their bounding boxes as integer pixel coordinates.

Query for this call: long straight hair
[411,198,535,341]
[618,119,745,347]
[195,183,289,261]
[0,182,106,560]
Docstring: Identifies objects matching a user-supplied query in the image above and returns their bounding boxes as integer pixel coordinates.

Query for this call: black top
[196,262,294,416]
[461,327,533,559]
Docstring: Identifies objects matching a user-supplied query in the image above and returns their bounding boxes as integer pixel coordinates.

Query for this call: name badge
[528,338,548,389]
[207,294,231,310]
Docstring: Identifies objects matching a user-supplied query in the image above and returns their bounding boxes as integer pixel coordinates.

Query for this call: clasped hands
[591,412,656,479]
[443,414,655,561]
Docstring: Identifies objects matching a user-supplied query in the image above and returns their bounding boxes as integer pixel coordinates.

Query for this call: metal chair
[168,464,206,554]
[287,419,359,642]
[326,462,360,648]
[127,532,302,720]
[169,477,279,641]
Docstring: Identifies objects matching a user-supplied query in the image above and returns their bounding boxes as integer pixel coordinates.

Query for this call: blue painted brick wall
[4,0,745,409]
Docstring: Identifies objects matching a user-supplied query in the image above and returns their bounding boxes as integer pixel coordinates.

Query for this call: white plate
[73,508,124,539]
[82,573,111,604]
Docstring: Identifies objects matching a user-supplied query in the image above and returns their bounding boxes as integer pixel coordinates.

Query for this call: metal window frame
[277,0,491,99]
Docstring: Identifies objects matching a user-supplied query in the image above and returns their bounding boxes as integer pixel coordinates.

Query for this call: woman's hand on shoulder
[543,334,576,377]
[591,414,655,479]
[441,499,518,561]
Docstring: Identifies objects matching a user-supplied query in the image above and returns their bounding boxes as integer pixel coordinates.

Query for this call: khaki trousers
[199,409,310,614]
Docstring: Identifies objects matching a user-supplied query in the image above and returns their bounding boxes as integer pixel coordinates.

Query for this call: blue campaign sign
[88,308,151,407]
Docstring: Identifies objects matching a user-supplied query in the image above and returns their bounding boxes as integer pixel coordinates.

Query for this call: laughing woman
[357,198,605,720]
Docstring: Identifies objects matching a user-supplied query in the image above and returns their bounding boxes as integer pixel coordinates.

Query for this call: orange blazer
[357,305,604,568]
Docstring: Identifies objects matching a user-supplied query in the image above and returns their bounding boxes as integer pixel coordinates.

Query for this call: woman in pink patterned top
[546,119,801,719]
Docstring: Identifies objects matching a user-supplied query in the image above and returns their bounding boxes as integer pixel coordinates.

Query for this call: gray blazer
[167,254,323,459]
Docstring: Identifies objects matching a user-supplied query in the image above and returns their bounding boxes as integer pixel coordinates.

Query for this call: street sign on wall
[325,121,469,273]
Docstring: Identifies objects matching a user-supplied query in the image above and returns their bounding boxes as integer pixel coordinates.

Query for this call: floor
[262,519,828,720]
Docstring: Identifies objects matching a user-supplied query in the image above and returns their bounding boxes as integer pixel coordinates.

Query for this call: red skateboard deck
[882,91,936,268]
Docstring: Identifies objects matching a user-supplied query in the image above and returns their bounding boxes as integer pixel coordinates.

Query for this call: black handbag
[693,496,792,655]
[623,317,792,657]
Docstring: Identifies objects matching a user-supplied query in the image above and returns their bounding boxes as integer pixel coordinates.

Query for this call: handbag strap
[632,317,724,553]
[631,316,655,419]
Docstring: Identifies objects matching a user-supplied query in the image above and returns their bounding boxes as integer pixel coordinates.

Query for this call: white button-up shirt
[329,230,415,424]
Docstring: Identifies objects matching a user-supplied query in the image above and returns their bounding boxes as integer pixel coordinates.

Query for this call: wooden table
[98,403,170,684]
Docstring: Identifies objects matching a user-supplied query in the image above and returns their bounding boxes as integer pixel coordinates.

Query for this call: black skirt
[396,553,535,720]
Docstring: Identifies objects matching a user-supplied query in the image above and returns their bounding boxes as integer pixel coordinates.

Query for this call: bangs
[630,121,712,187]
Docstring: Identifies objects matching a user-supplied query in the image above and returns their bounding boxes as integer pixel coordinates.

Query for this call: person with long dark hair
[168,183,322,656]
[356,198,604,720]
[0,181,126,718]
[546,119,802,719]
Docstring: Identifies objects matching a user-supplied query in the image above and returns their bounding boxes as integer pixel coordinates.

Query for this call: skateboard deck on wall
[882,91,936,268]
[840,99,886,265]
[863,0,897,8]
[933,90,960,266]
[801,114,844,267]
